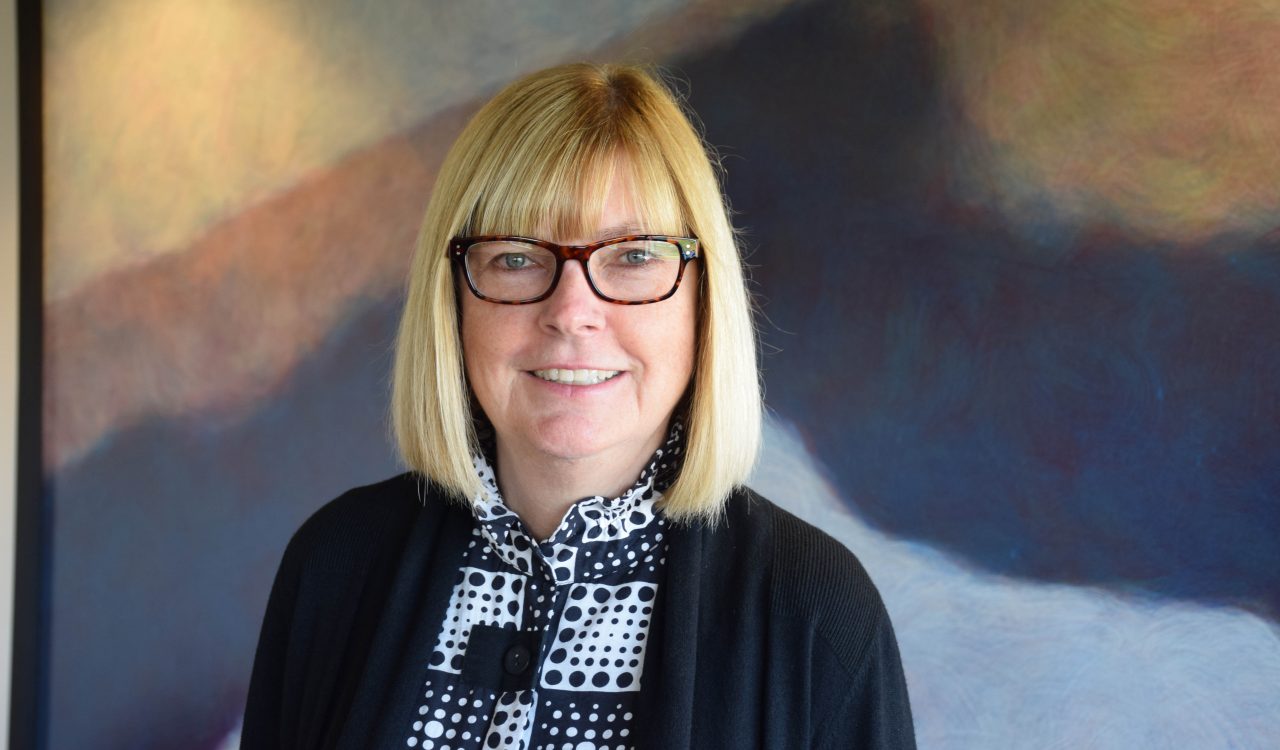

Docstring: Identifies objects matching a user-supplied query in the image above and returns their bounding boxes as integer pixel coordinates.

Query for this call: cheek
[662,270,700,385]
[459,294,503,391]
[459,296,532,390]
[458,293,481,373]
[681,266,701,361]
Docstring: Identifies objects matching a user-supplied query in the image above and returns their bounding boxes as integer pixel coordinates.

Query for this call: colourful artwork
[35,0,1280,747]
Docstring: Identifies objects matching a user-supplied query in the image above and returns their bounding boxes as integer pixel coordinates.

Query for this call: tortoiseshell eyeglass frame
[448,234,700,305]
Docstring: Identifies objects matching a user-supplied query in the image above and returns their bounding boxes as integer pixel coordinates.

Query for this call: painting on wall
[24,0,1280,747]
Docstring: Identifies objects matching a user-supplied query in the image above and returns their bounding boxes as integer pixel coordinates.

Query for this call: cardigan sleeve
[239,473,429,749]
[241,524,305,749]
[813,606,916,750]
[764,497,916,749]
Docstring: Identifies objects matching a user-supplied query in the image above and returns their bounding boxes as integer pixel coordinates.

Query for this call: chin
[527,421,613,460]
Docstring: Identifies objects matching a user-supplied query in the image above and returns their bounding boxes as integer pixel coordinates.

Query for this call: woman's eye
[623,249,651,264]
[499,253,530,269]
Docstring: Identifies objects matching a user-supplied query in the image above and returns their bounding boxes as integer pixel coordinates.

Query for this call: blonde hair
[390,62,761,522]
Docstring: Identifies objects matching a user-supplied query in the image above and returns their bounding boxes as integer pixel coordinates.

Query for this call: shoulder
[720,487,895,668]
[699,489,915,747]
[245,473,462,743]
[281,471,447,576]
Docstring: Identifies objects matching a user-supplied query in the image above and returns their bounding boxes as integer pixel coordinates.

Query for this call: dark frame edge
[11,0,46,748]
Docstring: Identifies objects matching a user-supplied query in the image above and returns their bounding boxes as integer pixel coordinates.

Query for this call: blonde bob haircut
[390,62,761,522]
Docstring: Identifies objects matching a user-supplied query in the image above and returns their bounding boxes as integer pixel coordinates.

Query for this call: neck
[493,428,667,542]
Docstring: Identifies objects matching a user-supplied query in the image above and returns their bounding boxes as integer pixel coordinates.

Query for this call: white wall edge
[1,0,20,744]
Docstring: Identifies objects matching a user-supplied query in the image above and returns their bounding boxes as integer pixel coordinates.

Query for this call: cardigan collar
[466,421,685,583]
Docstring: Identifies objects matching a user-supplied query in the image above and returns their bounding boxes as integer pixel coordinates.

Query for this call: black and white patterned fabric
[402,423,684,750]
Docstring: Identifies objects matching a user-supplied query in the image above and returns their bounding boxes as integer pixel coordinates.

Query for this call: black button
[503,644,531,675]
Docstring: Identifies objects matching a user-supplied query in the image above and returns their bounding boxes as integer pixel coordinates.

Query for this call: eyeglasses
[448,235,699,305]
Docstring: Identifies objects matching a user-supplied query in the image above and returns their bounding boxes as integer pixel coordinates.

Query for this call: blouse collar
[467,421,685,583]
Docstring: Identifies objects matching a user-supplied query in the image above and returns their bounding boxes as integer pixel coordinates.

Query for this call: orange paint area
[923,0,1280,242]
[43,0,807,470]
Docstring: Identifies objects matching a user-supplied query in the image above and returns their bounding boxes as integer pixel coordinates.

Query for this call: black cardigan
[243,473,916,749]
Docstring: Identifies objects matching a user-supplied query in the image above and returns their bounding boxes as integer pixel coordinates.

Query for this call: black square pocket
[460,624,539,692]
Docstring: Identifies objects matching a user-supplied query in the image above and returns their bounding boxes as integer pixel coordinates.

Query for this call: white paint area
[749,415,1280,750]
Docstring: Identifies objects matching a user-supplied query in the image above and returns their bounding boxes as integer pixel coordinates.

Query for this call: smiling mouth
[531,368,621,386]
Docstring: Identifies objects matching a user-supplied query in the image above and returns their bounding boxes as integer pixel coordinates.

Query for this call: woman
[244,63,914,749]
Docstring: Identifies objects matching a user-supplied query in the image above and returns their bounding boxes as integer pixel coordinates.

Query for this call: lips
[530,368,621,386]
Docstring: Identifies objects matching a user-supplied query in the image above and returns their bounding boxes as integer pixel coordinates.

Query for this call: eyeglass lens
[464,239,684,302]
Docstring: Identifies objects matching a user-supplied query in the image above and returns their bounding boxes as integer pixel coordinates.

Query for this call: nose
[538,260,605,335]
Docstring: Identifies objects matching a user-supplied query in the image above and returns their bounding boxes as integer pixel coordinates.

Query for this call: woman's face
[460,169,698,473]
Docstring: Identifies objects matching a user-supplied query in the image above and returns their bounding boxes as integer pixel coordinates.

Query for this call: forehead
[584,169,647,241]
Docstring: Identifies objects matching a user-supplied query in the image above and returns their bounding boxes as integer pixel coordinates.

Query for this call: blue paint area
[678,0,1280,618]
[48,296,403,749]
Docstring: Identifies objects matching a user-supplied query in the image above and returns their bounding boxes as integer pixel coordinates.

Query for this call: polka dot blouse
[402,424,684,750]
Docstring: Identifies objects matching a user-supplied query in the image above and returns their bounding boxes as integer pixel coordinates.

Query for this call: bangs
[464,119,688,241]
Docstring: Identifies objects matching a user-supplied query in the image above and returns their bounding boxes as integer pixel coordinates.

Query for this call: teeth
[532,368,621,386]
